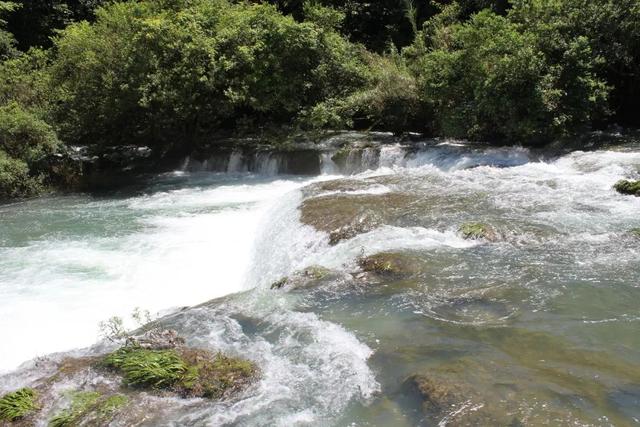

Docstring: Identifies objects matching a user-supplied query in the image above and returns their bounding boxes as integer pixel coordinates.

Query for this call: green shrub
[0,387,38,421]
[51,0,369,148]
[0,149,45,198]
[410,9,608,143]
[0,102,59,163]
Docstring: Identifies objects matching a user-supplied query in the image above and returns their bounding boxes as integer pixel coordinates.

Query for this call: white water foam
[0,177,313,372]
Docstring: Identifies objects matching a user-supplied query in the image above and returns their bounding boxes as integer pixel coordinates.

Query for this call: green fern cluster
[103,347,188,389]
[0,387,38,421]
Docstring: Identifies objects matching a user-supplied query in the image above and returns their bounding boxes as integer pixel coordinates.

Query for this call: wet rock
[630,228,640,238]
[357,252,425,278]
[49,391,128,427]
[126,329,185,350]
[299,192,417,245]
[402,374,461,416]
[614,179,640,196]
[271,266,337,290]
[458,222,499,242]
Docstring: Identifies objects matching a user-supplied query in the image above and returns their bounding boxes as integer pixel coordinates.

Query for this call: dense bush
[407,7,608,143]
[0,103,59,198]
[51,0,369,148]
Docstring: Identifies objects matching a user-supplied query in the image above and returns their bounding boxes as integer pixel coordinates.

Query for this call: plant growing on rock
[49,391,129,427]
[102,331,257,399]
[614,179,640,196]
[0,387,38,422]
[459,222,498,241]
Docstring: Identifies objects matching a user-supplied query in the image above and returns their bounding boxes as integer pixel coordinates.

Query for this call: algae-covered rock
[0,388,38,422]
[271,266,336,290]
[402,374,461,416]
[458,222,498,241]
[357,252,424,278]
[614,179,640,196]
[630,228,640,237]
[103,345,257,399]
[300,191,417,245]
[48,391,128,427]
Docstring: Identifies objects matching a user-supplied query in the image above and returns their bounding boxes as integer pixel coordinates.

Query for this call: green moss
[103,346,257,399]
[103,347,188,389]
[49,391,100,427]
[614,179,640,196]
[97,394,129,419]
[0,388,38,421]
[459,222,497,240]
[178,349,257,399]
[49,391,129,427]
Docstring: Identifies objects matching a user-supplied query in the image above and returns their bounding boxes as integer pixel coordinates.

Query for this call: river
[1,137,639,425]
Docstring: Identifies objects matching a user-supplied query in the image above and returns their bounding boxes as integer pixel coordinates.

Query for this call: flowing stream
[1,137,639,426]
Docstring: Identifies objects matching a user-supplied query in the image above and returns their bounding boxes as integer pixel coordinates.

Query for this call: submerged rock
[49,391,128,427]
[0,388,38,423]
[631,228,640,237]
[614,179,640,196]
[357,252,425,278]
[271,266,337,290]
[458,222,499,241]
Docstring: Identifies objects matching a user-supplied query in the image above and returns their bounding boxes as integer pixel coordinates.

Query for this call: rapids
[1,136,639,425]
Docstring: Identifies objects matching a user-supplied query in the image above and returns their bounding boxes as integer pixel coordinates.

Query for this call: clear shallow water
[1,142,640,426]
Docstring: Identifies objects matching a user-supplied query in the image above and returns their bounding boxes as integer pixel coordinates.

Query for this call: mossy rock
[271,266,334,290]
[48,391,128,427]
[630,228,640,238]
[357,252,424,278]
[458,222,499,241]
[103,346,257,399]
[614,179,640,196]
[0,388,39,422]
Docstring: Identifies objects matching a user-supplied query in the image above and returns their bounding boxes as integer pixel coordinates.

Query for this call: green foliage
[50,0,369,148]
[0,149,44,199]
[0,1,19,58]
[0,102,59,163]
[0,102,59,198]
[103,345,257,398]
[411,9,608,143]
[0,387,38,421]
[614,179,640,196]
[103,347,188,389]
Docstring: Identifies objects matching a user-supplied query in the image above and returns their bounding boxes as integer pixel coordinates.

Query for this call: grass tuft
[0,387,38,421]
[103,347,188,389]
